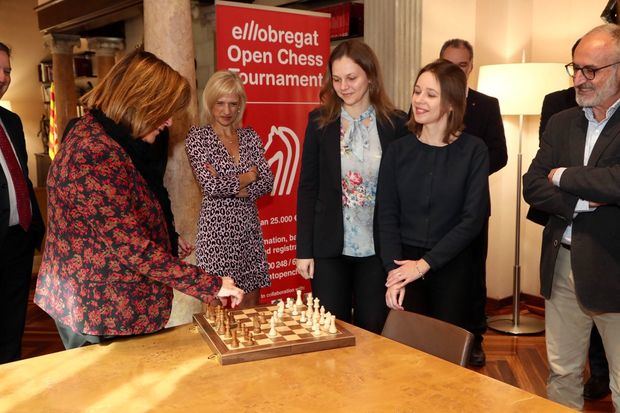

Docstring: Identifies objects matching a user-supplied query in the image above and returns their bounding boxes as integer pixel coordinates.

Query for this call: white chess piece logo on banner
[264,125,300,196]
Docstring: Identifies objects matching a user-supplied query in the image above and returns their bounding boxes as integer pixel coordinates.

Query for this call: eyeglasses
[565,61,620,80]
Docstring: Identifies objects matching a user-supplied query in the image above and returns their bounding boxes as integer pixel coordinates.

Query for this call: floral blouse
[340,106,382,257]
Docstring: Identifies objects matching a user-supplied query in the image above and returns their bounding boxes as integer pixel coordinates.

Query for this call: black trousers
[312,255,388,334]
[401,244,475,331]
[589,324,610,378]
[0,225,35,364]
[469,220,489,340]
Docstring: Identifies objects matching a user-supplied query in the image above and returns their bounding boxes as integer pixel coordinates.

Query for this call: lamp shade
[477,63,570,115]
[0,100,11,111]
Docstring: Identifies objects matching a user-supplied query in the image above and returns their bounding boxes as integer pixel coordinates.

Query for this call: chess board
[193,304,356,365]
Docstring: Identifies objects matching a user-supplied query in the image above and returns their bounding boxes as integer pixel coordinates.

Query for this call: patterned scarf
[341,105,375,161]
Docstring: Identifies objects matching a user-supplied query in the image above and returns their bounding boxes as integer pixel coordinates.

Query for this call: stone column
[43,34,80,140]
[87,37,124,79]
[144,0,203,326]
[364,0,422,111]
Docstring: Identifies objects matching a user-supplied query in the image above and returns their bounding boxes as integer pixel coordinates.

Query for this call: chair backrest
[381,309,474,366]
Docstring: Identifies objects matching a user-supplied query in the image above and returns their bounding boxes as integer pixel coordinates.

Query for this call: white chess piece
[319,313,325,325]
[320,306,325,316]
[278,302,285,318]
[304,308,313,327]
[312,321,321,336]
[268,316,277,338]
[296,290,303,307]
[300,309,306,323]
[328,315,337,334]
[322,312,332,331]
[292,303,298,316]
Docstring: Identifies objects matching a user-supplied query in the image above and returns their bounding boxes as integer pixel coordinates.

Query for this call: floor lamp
[477,62,569,334]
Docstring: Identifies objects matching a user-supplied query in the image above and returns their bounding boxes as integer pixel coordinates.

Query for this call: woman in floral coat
[35,50,243,349]
[295,40,408,333]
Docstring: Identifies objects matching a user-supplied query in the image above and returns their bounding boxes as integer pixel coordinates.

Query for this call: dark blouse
[377,132,490,271]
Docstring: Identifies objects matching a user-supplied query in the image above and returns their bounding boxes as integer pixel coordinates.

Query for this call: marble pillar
[144,0,203,326]
[87,37,124,79]
[364,0,422,111]
[43,34,80,141]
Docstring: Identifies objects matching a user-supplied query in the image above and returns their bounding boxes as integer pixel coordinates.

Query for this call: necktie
[0,125,31,231]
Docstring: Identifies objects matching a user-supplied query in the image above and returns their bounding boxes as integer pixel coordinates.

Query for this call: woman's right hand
[385,285,405,310]
[296,258,314,279]
[239,166,258,188]
[216,276,244,308]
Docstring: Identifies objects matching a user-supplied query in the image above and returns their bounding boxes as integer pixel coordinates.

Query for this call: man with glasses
[527,38,611,401]
[524,24,620,411]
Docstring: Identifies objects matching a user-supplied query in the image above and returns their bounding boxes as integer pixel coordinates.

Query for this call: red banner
[215,1,330,303]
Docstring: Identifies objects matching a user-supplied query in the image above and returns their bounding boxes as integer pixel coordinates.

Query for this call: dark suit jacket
[526,87,577,226]
[463,89,508,175]
[296,108,409,259]
[523,106,620,312]
[0,106,45,249]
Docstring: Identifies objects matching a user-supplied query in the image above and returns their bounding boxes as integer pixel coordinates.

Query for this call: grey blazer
[523,106,620,313]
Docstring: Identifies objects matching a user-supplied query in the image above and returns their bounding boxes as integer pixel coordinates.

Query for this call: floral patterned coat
[34,113,222,336]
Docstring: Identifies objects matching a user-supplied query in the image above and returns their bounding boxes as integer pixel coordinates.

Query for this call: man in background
[0,42,45,364]
[440,38,508,367]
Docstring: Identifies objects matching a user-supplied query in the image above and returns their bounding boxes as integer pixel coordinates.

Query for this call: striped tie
[0,125,31,231]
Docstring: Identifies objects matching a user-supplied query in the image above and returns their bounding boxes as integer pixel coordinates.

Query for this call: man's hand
[296,258,314,279]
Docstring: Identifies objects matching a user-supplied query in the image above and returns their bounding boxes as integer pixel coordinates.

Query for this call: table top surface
[0,321,572,413]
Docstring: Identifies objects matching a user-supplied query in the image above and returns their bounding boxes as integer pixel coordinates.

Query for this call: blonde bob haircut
[81,48,191,138]
[202,70,247,129]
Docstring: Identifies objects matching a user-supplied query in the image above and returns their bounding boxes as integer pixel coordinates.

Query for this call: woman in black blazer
[296,40,408,333]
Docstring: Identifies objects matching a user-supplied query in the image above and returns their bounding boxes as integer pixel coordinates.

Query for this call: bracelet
[415,264,425,279]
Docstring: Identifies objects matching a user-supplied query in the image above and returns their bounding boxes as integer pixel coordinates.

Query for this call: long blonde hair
[81,49,191,138]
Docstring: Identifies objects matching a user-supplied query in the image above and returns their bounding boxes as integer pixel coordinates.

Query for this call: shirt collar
[582,96,620,123]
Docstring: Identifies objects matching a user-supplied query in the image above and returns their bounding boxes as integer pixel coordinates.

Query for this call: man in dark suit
[440,39,508,367]
[0,42,45,364]
[530,84,611,401]
[523,24,620,411]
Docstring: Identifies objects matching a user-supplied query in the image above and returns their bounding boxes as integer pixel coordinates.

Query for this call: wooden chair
[381,309,474,366]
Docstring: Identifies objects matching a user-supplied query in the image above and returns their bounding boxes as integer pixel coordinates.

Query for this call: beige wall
[421,0,606,299]
[0,0,48,184]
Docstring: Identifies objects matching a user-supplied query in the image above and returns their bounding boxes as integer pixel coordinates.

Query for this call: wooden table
[0,322,572,413]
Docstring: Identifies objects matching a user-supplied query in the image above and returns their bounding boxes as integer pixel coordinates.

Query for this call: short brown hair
[0,42,10,57]
[318,39,395,127]
[81,49,191,138]
[408,59,467,143]
[439,39,474,61]
[202,70,247,129]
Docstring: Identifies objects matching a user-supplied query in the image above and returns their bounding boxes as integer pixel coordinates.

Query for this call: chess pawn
[249,332,256,346]
[328,315,337,334]
[292,303,298,316]
[224,323,232,339]
[296,290,303,307]
[319,313,325,326]
[277,302,284,318]
[300,310,306,323]
[320,306,325,316]
[286,297,293,309]
[312,321,321,337]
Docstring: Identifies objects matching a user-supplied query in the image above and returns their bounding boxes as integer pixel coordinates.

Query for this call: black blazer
[462,89,508,175]
[523,106,620,312]
[0,107,45,248]
[296,108,409,259]
[526,87,577,226]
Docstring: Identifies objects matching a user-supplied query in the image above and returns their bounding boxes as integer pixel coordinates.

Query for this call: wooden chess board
[193,304,356,365]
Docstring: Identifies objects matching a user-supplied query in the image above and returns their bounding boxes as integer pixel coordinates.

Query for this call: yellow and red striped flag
[48,82,59,160]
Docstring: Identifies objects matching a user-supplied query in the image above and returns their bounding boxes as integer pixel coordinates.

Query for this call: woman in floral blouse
[34,50,243,349]
[296,40,409,333]
[186,71,273,308]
